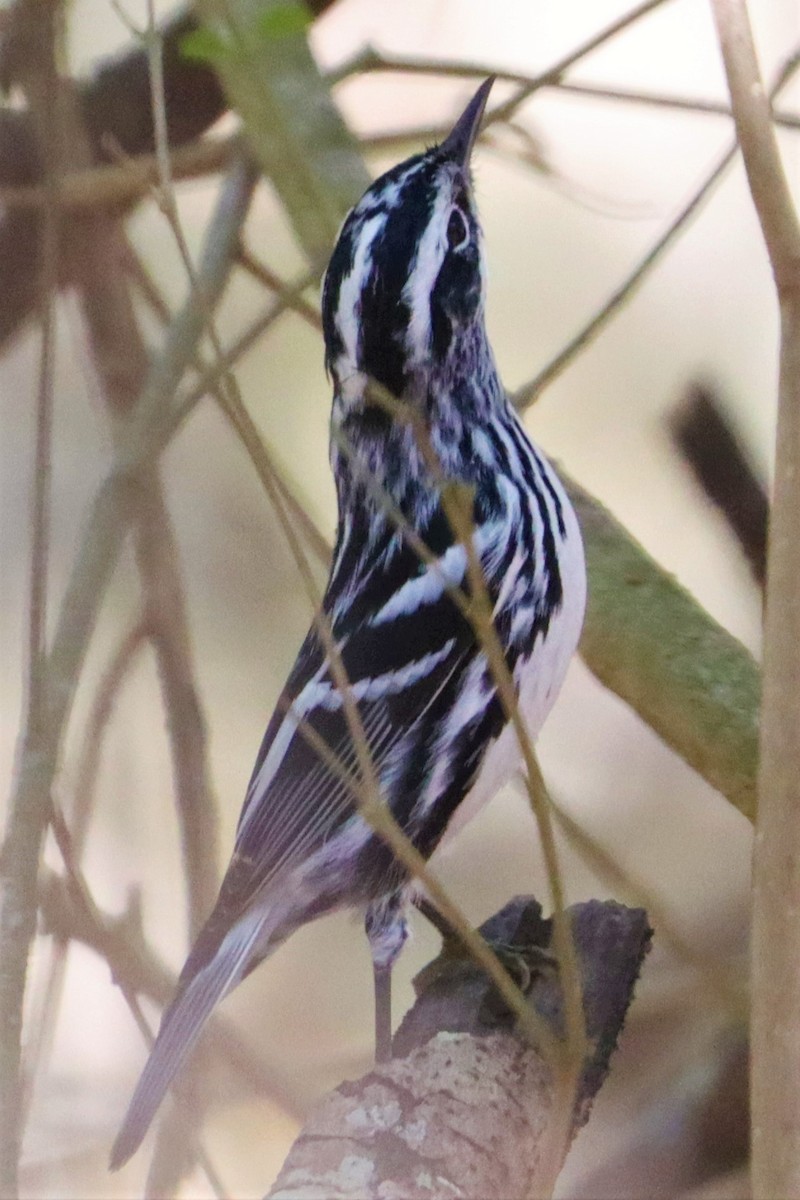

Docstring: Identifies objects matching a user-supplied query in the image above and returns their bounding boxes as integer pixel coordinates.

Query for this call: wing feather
[183,491,537,982]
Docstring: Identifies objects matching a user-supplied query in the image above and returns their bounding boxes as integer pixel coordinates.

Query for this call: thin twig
[117,155,260,465]
[332,48,800,131]
[210,385,564,1067]
[236,245,322,329]
[333,0,673,108]
[0,133,240,211]
[387,391,587,1078]
[553,78,800,130]
[0,156,256,1199]
[126,239,333,567]
[514,145,734,407]
[47,805,227,1194]
[0,5,65,1188]
[22,624,148,1125]
[73,624,149,849]
[135,490,220,937]
[550,799,744,1017]
[708,3,800,1197]
[13,3,61,1150]
[37,869,304,1121]
[513,45,800,408]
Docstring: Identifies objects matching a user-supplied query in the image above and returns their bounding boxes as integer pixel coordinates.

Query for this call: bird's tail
[109,911,267,1170]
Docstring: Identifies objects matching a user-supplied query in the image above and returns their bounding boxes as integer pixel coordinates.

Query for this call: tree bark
[267,897,652,1200]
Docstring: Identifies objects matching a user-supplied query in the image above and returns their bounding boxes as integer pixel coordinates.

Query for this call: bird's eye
[446,208,469,251]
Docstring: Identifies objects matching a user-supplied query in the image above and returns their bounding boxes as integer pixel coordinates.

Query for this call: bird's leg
[373,964,393,1064]
[365,891,409,1065]
[413,895,456,943]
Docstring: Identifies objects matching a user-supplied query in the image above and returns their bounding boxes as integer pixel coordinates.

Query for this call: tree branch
[708,2,800,1196]
[267,897,652,1199]
[194,0,369,270]
[0,0,338,346]
[0,154,256,1197]
[567,473,760,820]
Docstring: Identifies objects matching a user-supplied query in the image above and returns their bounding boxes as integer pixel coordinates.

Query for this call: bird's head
[322,78,494,409]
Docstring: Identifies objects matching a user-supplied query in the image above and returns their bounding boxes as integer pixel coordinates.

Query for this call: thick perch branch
[267,897,652,1199]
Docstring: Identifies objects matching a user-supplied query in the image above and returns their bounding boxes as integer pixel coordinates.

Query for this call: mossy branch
[195,0,369,269]
[567,475,759,820]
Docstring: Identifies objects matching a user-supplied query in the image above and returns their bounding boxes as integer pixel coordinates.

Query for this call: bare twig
[0,6,69,1189]
[350,380,587,1091]
[38,868,304,1121]
[334,0,674,125]
[0,133,240,211]
[550,799,744,1017]
[553,78,800,130]
[0,157,256,1198]
[46,806,227,1195]
[333,48,800,132]
[515,147,735,406]
[207,387,565,1066]
[708,3,800,1196]
[236,245,322,329]
[72,624,149,849]
[22,624,148,1124]
[134,489,220,935]
[513,46,800,407]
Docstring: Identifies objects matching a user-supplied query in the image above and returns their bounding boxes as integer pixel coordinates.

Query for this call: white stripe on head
[402,167,457,366]
[331,160,428,376]
[334,211,386,369]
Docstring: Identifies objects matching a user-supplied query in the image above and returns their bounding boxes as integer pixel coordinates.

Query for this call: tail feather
[109,916,264,1170]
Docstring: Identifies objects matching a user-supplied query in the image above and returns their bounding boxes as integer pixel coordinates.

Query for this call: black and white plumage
[110,78,586,1170]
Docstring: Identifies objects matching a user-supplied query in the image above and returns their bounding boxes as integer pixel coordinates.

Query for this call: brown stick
[708,3,800,1197]
[54,55,221,1194]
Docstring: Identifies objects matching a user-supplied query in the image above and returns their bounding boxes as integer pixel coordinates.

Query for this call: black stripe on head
[322,154,426,377]
[357,173,437,397]
[322,205,361,372]
[429,214,482,362]
[323,149,470,399]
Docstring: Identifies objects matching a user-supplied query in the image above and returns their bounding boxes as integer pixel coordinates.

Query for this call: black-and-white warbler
[110,77,586,1170]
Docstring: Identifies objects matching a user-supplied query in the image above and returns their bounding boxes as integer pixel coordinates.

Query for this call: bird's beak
[440,77,495,167]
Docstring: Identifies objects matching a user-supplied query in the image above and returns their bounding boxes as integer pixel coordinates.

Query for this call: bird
[110,76,586,1171]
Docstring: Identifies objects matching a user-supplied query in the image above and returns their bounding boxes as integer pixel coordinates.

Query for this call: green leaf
[256,1,310,40]
[180,26,233,63]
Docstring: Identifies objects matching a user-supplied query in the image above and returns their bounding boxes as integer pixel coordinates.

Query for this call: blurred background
[1,0,797,1195]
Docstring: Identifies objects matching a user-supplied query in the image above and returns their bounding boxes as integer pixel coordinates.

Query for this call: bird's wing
[180,509,490,984]
[110,513,485,1171]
